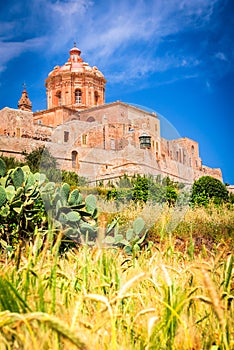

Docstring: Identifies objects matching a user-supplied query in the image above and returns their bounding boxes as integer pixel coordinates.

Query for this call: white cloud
[107,52,201,85]
[0,37,46,72]
[215,52,228,61]
[79,0,220,58]
[205,80,213,93]
[0,0,229,86]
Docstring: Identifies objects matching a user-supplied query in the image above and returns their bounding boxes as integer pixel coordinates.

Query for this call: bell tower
[18,84,32,112]
[45,43,106,111]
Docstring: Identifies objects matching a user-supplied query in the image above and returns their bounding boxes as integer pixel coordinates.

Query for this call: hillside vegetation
[0,157,233,349]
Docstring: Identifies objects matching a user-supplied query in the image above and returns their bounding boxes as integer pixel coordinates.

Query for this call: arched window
[56,91,62,106]
[94,91,98,105]
[191,145,195,156]
[71,151,78,169]
[87,116,95,122]
[75,89,82,104]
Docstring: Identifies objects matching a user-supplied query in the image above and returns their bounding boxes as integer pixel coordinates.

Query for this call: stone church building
[0,44,222,184]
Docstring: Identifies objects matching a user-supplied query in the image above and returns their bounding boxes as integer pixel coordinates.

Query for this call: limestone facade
[0,45,223,185]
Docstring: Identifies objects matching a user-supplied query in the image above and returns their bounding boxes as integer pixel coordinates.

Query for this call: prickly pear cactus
[68,188,82,206]
[11,167,25,189]
[60,183,70,203]
[25,172,36,190]
[39,178,99,244]
[66,211,81,222]
[133,217,145,236]
[85,194,97,215]
[0,164,44,249]
[5,185,15,201]
[103,216,147,253]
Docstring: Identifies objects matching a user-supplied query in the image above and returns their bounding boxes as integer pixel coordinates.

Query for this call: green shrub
[191,176,229,206]
[0,155,24,171]
[229,192,234,204]
[23,146,57,174]
[62,170,88,187]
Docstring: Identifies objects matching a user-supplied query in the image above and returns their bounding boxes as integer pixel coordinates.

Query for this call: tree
[24,146,57,174]
[132,175,149,203]
[0,155,24,171]
[166,186,178,206]
[191,176,229,205]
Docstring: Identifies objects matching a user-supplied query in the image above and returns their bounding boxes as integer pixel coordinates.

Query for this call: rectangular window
[16,128,20,138]
[64,131,69,142]
[75,90,82,104]
[82,134,87,145]
[110,139,115,150]
[56,92,62,106]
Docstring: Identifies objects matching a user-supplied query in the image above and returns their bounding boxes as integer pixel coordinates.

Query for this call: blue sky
[0,0,233,184]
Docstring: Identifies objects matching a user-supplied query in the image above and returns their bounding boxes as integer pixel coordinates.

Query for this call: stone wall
[0,102,223,185]
[0,107,34,138]
[33,106,77,127]
[0,135,45,161]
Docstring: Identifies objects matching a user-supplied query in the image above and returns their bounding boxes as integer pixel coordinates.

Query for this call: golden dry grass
[0,203,233,349]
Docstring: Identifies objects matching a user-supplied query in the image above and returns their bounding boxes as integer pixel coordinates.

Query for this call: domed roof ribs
[45,44,106,111]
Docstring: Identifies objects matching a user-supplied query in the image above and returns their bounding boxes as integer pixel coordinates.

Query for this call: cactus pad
[0,186,6,207]
[11,167,25,188]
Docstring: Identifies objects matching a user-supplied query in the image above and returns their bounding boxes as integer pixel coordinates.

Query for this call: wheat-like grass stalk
[201,268,230,349]
[0,311,89,349]
[83,293,116,349]
[202,269,225,328]
[118,272,146,299]
[132,308,157,325]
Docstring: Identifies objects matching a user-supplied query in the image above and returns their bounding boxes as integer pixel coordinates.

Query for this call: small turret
[69,41,82,63]
[18,84,32,112]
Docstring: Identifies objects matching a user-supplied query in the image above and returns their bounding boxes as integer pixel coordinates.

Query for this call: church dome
[45,43,106,111]
[48,43,104,77]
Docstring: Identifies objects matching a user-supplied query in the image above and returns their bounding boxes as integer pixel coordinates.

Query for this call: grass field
[0,204,233,349]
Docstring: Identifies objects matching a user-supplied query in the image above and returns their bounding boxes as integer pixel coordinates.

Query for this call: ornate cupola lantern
[18,84,32,112]
[139,132,151,149]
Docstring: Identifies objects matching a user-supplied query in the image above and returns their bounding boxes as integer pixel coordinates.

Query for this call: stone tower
[45,43,106,111]
[18,85,32,112]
